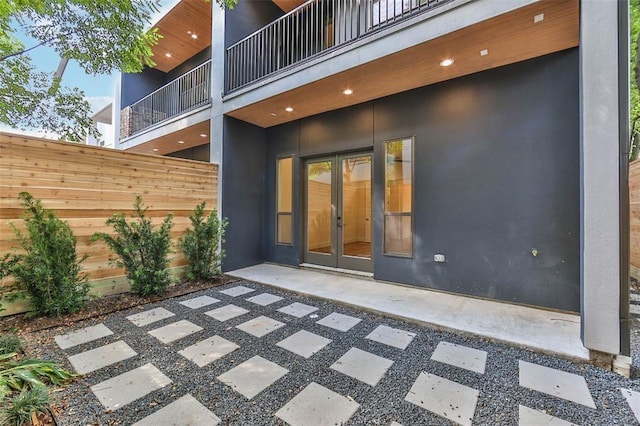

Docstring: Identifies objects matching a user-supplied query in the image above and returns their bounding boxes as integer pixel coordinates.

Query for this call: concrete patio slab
[621,388,640,422]
[276,330,332,358]
[217,355,288,399]
[55,323,113,349]
[275,382,360,426]
[405,372,479,426]
[330,347,394,386]
[178,335,240,367]
[219,285,255,297]
[236,315,285,337]
[519,361,596,408]
[90,363,172,411]
[245,292,283,306]
[68,340,137,374]
[132,394,221,426]
[278,302,319,318]
[316,312,362,332]
[205,304,249,321]
[148,319,203,344]
[366,324,416,350]
[518,405,577,426]
[179,295,220,309]
[431,341,487,374]
[127,307,175,327]
[227,264,589,360]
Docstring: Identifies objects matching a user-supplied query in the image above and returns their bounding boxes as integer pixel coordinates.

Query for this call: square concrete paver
[55,323,113,349]
[330,347,394,386]
[68,340,137,374]
[518,405,577,426]
[245,292,284,306]
[236,315,285,337]
[621,388,640,421]
[275,382,360,426]
[127,307,175,327]
[366,325,416,350]
[217,355,288,399]
[276,330,332,358]
[205,304,249,321]
[178,335,240,367]
[316,312,361,332]
[430,341,487,374]
[405,372,479,426]
[219,285,255,297]
[519,361,596,408]
[278,302,319,318]
[148,320,203,344]
[390,422,403,426]
[179,295,220,309]
[631,305,640,315]
[132,394,221,426]
[90,363,172,411]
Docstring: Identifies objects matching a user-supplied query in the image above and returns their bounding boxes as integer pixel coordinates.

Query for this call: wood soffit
[226,0,580,128]
[273,0,307,13]
[151,0,212,73]
[125,120,210,156]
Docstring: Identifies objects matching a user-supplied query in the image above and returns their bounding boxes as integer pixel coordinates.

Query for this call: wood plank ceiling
[126,120,210,155]
[151,0,212,73]
[226,0,580,128]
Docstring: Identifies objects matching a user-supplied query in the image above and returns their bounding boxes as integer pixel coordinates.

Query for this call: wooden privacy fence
[0,132,218,315]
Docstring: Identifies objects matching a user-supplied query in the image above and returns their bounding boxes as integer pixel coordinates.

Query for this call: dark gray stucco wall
[224,0,283,48]
[166,47,211,81]
[222,116,266,272]
[120,68,166,108]
[166,144,210,162]
[262,49,580,311]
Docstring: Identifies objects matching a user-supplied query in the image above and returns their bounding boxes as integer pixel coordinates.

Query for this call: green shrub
[92,196,174,296]
[2,385,49,426]
[179,202,228,281]
[0,337,22,357]
[0,193,90,317]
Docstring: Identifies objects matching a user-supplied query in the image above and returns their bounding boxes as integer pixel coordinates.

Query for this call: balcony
[226,0,454,93]
[120,60,212,139]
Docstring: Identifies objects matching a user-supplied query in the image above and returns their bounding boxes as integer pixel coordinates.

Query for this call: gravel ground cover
[24,280,640,425]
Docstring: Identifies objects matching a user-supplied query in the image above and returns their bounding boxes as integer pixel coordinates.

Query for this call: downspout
[619,0,631,357]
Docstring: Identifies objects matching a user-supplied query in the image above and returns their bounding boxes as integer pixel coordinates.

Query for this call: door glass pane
[342,156,371,259]
[307,160,332,254]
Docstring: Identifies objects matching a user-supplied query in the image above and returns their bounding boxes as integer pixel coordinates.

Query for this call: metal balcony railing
[226,0,452,93]
[121,60,211,138]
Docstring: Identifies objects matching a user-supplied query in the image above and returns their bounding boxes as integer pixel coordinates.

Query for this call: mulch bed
[0,276,237,336]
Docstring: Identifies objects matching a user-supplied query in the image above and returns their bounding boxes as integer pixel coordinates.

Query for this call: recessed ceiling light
[200,133,207,137]
[152,148,159,152]
[534,13,544,23]
[285,107,293,112]
[165,53,172,58]
[178,140,184,144]
[191,34,198,39]
[270,112,277,116]
[480,49,488,57]
[343,88,353,95]
[440,58,454,67]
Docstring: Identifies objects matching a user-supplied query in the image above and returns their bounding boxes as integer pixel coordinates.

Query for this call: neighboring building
[86,103,115,148]
[115,0,629,364]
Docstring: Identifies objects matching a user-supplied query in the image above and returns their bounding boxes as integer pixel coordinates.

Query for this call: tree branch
[0,38,54,62]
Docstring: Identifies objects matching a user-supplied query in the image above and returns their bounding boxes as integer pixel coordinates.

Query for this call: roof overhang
[150,0,212,73]
[125,120,210,156]
[224,0,579,128]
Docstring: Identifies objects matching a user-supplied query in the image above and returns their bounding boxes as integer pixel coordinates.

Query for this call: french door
[304,152,372,272]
